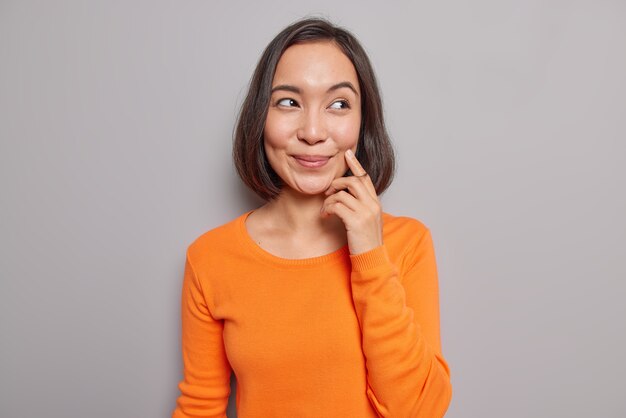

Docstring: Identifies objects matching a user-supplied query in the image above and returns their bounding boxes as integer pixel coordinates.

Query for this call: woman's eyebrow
[327,81,359,96]
[270,82,359,96]
[271,84,300,94]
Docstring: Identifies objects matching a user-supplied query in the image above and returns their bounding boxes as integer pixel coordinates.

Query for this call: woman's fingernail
[345,149,354,158]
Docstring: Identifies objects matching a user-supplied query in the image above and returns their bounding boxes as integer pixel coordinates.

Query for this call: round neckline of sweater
[237,210,350,268]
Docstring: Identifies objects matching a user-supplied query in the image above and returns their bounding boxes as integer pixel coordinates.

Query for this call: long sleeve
[172,252,231,418]
[349,227,452,418]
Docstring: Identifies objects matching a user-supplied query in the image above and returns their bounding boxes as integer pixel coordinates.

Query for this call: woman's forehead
[271,41,359,93]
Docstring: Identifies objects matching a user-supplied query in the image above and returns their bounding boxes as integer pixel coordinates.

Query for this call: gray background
[1,1,624,417]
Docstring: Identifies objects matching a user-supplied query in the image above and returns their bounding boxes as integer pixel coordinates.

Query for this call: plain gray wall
[1,1,625,417]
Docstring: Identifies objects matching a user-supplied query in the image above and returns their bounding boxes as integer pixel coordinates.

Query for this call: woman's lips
[293,155,331,168]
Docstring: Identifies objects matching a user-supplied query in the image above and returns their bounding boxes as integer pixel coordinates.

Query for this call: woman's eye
[277,98,298,107]
[329,100,350,110]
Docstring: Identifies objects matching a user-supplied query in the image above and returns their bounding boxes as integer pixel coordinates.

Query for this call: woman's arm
[172,252,231,418]
[349,228,452,417]
[322,151,452,416]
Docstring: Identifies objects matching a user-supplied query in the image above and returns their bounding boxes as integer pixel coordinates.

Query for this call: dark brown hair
[233,17,395,201]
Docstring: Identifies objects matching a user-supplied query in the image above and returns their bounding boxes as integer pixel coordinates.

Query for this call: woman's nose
[297,110,327,144]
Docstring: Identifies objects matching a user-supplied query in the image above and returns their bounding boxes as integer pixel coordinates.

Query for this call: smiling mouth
[292,155,332,168]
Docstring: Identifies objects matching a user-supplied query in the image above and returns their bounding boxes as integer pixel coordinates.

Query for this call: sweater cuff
[349,245,392,272]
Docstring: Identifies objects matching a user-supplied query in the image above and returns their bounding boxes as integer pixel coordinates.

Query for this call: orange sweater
[172,211,452,417]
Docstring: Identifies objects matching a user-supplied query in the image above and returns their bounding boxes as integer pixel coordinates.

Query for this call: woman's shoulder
[382,211,431,238]
[185,210,251,261]
[381,211,434,263]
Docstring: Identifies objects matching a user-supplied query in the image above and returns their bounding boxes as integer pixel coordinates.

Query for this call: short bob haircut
[233,17,395,201]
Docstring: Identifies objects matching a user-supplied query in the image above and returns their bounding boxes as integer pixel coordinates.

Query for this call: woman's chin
[292,176,334,196]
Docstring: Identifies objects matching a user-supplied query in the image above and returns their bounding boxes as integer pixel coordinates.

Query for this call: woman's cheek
[334,118,360,148]
[264,110,295,147]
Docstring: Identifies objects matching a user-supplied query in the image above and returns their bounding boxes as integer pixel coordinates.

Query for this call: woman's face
[264,41,362,196]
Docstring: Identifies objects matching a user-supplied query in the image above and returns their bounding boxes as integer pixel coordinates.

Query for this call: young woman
[172,18,452,418]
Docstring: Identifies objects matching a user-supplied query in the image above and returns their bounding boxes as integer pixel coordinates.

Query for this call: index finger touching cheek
[345,149,367,177]
[344,148,378,198]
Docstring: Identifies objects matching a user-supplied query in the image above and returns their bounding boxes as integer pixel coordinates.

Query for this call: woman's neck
[260,187,344,238]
